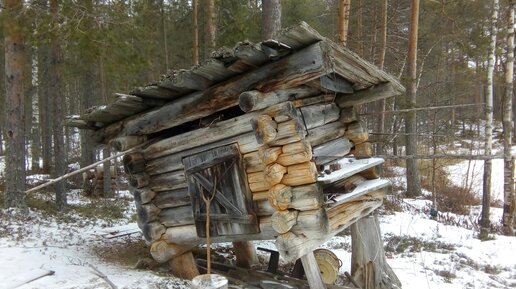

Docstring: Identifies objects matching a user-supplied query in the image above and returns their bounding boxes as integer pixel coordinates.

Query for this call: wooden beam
[301,251,327,289]
[336,82,403,108]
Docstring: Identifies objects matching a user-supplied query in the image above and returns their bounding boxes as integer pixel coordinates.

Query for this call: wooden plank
[299,103,340,130]
[94,41,330,142]
[159,205,195,227]
[319,74,354,94]
[149,170,187,192]
[268,183,323,211]
[153,188,191,209]
[336,82,404,108]
[318,157,384,185]
[327,179,390,209]
[239,86,320,112]
[301,252,327,289]
[313,137,353,165]
[160,69,212,90]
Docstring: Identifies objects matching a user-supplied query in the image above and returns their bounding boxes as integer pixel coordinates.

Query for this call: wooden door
[183,144,260,238]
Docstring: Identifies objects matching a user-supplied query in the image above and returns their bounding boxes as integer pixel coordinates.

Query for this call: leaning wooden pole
[25,142,149,195]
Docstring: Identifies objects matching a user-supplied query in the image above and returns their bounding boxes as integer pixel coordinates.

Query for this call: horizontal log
[95,41,330,143]
[272,210,299,234]
[143,112,257,159]
[159,205,195,227]
[251,114,277,145]
[163,215,277,245]
[299,103,340,130]
[239,86,320,112]
[264,163,287,186]
[275,200,381,262]
[306,121,346,147]
[136,202,161,225]
[132,187,156,205]
[247,172,270,192]
[123,153,145,174]
[351,142,373,159]
[139,221,166,242]
[252,190,269,201]
[345,121,368,144]
[153,188,191,209]
[339,107,357,124]
[144,133,260,175]
[336,82,403,107]
[263,101,300,121]
[149,170,187,192]
[312,137,353,165]
[269,120,306,146]
[258,146,282,165]
[268,183,323,211]
[327,185,387,215]
[281,162,317,186]
[150,240,194,263]
[111,136,147,152]
[277,141,312,166]
[243,151,265,173]
[359,166,381,179]
[256,199,276,216]
[129,173,150,188]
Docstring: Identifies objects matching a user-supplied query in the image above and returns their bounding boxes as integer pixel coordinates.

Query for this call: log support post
[169,251,200,280]
[300,251,327,289]
[232,241,259,269]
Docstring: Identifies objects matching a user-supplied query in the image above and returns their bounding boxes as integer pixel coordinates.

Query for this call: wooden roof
[68,22,404,144]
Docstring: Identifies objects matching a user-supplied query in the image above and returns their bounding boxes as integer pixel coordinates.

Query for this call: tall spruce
[3,0,27,209]
[405,0,422,197]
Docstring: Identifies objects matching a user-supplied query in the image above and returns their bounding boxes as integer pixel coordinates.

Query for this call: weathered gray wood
[313,137,353,166]
[131,85,180,100]
[319,74,354,94]
[150,240,193,263]
[136,202,161,225]
[153,188,191,209]
[192,58,238,82]
[339,107,357,123]
[111,136,147,152]
[251,115,277,145]
[319,158,385,185]
[129,173,150,188]
[275,21,324,49]
[329,179,389,207]
[163,216,276,245]
[162,69,213,90]
[351,215,401,289]
[243,151,265,173]
[239,86,320,112]
[268,183,324,211]
[305,121,347,147]
[271,210,299,234]
[232,241,259,269]
[149,170,187,192]
[233,42,269,67]
[337,82,403,108]
[132,187,156,205]
[143,112,257,159]
[299,103,341,130]
[95,42,330,142]
[138,221,166,242]
[159,205,195,227]
[123,153,145,174]
[301,252,327,289]
[345,121,369,144]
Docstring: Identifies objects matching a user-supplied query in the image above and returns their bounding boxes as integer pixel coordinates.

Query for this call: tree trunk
[338,0,351,46]
[37,25,52,174]
[376,0,388,160]
[192,0,199,65]
[502,0,515,236]
[481,0,499,239]
[262,0,281,40]
[203,0,216,59]
[160,0,169,70]
[4,0,27,209]
[404,0,422,197]
[49,0,66,211]
[351,215,401,289]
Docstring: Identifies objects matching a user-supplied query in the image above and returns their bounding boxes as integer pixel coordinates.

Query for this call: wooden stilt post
[300,251,327,289]
[232,241,259,269]
[169,251,200,280]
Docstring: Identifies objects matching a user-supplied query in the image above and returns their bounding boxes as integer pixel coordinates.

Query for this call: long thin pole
[359,103,483,116]
[25,143,147,194]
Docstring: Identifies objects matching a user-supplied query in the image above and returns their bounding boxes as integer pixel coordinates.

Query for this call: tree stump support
[351,214,401,289]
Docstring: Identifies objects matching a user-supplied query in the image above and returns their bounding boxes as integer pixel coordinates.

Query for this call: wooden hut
[68,22,404,288]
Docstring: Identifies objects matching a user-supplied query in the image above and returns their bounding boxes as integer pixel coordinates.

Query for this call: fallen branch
[379,154,505,160]
[89,264,118,289]
[6,269,55,289]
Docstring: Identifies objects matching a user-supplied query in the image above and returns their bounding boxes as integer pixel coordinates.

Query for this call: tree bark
[203,0,216,59]
[338,0,351,46]
[50,0,66,211]
[502,0,515,236]
[481,0,499,239]
[404,0,422,197]
[192,0,199,65]
[4,0,27,209]
[377,0,388,159]
[262,0,281,40]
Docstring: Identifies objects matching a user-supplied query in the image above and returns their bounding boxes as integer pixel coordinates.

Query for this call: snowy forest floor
[1,141,516,288]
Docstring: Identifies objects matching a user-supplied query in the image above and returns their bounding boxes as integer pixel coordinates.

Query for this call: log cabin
[68,22,403,288]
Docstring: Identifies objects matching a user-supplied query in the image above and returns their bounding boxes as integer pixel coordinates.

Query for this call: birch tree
[502,0,515,236]
[480,0,499,239]
[338,0,351,46]
[3,0,27,209]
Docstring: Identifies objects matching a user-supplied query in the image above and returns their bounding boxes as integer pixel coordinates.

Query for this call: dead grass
[90,237,151,267]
